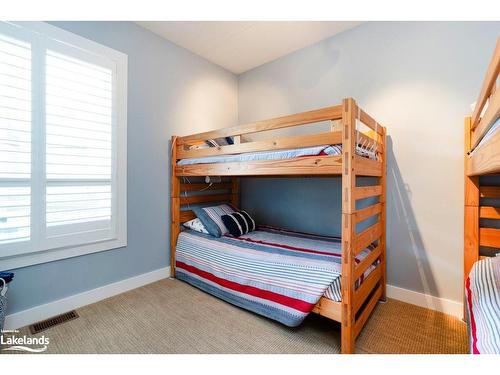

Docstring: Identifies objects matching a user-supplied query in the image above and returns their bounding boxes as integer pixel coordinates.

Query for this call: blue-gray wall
[5,22,238,314]
[239,22,500,303]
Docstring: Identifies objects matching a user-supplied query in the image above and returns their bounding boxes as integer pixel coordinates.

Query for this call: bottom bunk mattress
[175,225,376,327]
[465,256,500,354]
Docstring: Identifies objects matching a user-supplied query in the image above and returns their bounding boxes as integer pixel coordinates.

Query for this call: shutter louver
[45,49,113,234]
[0,34,31,245]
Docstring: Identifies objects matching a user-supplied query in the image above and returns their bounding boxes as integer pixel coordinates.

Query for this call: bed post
[380,127,387,301]
[171,136,181,278]
[463,117,479,320]
[231,177,240,208]
[341,97,357,354]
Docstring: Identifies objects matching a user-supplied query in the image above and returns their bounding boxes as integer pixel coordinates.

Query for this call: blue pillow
[192,204,235,237]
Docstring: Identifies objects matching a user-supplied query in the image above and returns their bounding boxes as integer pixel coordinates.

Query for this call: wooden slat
[480,206,500,219]
[354,155,383,176]
[354,265,382,313]
[354,245,382,280]
[359,108,385,136]
[177,131,342,159]
[180,182,231,192]
[471,88,500,148]
[176,155,343,176]
[480,186,500,198]
[178,105,343,145]
[354,284,383,339]
[355,221,382,255]
[471,37,500,129]
[311,297,342,322]
[355,203,382,223]
[353,185,382,200]
[179,210,196,222]
[180,193,232,205]
[467,127,500,176]
[480,227,500,248]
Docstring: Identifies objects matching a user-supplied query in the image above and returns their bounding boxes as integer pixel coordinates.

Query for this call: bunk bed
[464,37,500,354]
[170,98,387,354]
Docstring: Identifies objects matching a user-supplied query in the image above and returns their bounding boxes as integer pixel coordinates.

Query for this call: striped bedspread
[177,144,377,166]
[175,225,375,327]
[466,256,500,354]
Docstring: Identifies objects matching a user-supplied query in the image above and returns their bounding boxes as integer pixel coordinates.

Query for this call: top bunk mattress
[177,144,375,166]
[174,225,377,327]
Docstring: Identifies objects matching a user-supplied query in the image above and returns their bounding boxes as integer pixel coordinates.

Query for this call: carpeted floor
[9,278,467,354]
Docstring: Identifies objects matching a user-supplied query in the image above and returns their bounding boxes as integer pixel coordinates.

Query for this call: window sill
[0,237,127,271]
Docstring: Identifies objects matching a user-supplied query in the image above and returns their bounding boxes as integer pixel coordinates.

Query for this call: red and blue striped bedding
[466,256,500,354]
[175,225,376,327]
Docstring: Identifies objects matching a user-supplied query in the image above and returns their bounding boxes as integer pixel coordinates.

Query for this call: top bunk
[466,36,500,176]
[172,98,386,177]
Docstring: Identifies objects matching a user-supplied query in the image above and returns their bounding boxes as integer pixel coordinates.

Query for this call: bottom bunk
[465,256,500,354]
[174,225,378,327]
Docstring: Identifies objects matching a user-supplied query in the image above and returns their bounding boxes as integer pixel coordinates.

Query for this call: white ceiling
[136,21,362,74]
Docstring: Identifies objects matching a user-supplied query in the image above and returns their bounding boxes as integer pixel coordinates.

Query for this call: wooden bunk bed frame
[464,37,500,318]
[170,98,387,354]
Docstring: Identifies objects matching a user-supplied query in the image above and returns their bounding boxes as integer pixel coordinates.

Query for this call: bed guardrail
[470,37,500,150]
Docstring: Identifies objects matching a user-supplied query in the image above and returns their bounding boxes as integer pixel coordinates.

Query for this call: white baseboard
[4,266,170,330]
[386,284,463,318]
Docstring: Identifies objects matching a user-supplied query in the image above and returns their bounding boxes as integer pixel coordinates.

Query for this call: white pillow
[182,218,209,234]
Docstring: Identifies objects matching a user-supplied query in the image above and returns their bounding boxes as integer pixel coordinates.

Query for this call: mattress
[175,225,377,327]
[465,256,500,354]
[177,144,376,166]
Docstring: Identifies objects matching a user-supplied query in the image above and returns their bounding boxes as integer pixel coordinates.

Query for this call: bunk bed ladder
[341,97,357,354]
[341,98,386,354]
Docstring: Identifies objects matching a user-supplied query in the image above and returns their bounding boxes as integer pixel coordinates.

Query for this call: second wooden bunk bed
[464,37,500,313]
[464,37,500,274]
[170,98,387,354]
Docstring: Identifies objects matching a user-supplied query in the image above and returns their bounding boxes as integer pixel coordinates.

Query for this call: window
[0,22,127,269]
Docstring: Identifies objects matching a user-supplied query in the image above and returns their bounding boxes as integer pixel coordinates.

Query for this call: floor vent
[29,310,79,334]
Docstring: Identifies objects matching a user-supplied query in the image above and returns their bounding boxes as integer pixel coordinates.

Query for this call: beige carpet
[8,278,467,354]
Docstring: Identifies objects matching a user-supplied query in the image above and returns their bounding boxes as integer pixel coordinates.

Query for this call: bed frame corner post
[463,117,479,320]
[171,136,181,278]
[231,177,240,209]
[341,97,357,354]
[380,126,387,302]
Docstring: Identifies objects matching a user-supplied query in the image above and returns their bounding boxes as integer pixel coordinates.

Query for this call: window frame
[0,21,127,270]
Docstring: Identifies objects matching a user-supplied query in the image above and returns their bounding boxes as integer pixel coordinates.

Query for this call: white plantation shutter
[0,33,32,248]
[45,49,114,242]
[0,22,127,269]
